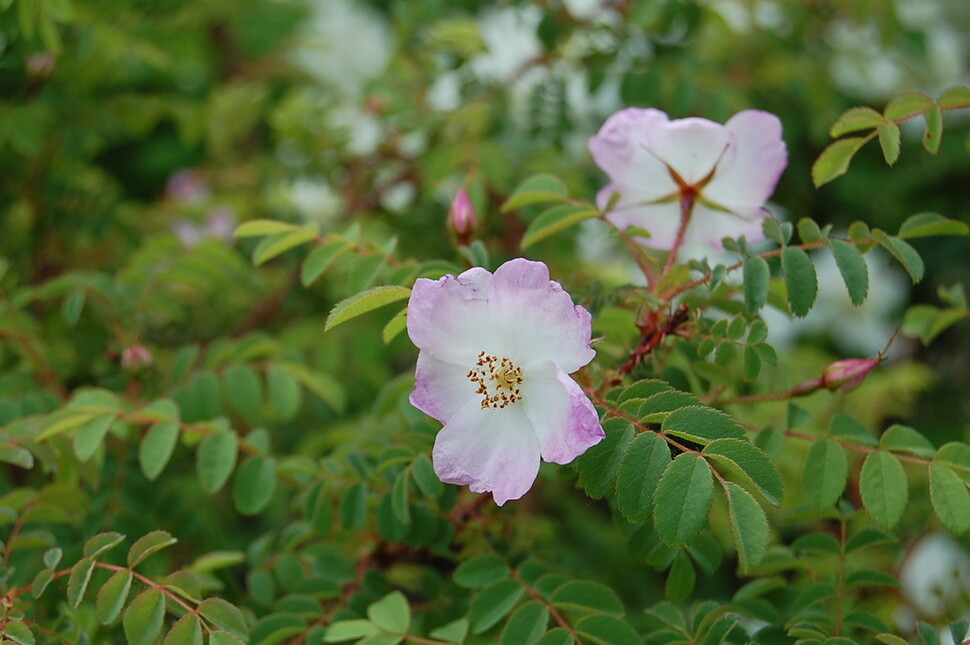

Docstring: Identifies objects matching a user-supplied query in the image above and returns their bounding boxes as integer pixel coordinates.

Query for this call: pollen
[467,351,524,409]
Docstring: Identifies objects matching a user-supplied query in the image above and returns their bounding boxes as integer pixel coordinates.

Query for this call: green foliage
[2,2,969,644]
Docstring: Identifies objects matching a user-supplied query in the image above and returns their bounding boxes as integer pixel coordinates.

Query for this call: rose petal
[686,202,768,249]
[486,259,595,372]
[599,198,682,250]
[521,361,604,464]
[588,107,677,204]
[432,402,541,506]
[410,352,478,424]
[644,117,733,185]
[407,267,498,364]
[703,110,787,211]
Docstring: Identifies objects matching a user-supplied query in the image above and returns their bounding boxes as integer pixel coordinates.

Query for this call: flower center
[467,351,524,409]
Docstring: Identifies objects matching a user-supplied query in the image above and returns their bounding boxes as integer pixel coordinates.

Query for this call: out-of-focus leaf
[501,174,569,212]
[877,122,901,165]
[123,589,166,645]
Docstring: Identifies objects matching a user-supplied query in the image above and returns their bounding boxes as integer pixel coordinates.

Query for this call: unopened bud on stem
[448,188,477,244]
[820,357,881,392]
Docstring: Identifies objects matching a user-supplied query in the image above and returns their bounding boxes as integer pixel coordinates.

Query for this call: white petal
[521,362,604,464]
[485,259,595,372]
[703,110,787,210]
[432,402,541,506]
[407,267,499,364]
[685,203,768,249]
[410,352,477,424]
[644,117,733,185]
[601,199,682,250]
[588,108,677,204]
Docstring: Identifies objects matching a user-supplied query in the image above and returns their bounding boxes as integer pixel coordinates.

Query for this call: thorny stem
[7,561,196,616]
[713,378,823,405]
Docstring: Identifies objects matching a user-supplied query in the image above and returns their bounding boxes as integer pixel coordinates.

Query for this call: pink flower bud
[448,188,477,242]
[121,344,154,371]
[820,357,880,391]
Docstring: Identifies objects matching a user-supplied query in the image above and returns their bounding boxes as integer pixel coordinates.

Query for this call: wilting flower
[588,108,787,250]
[447,188,478,243]
[407,258,604,505]
[820,357,881,391]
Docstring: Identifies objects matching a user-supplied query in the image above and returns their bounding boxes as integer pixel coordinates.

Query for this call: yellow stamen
[467,351,524,409]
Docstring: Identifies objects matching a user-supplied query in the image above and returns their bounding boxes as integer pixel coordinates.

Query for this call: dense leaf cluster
[2,1,970,644]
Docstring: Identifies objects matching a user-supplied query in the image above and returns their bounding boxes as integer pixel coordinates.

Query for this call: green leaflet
[860,451,908,530]
[500,601,548,645]
[812,136,867,187]
[703,438,783,506]
[615,432,671,524]
[654,453,714,547]
[96,569,132,625]
[233,456,277,515]
[520,204,599,249]
[367,591,411,635]
[197,431,238,494]
[801,438,848,511]
[828,239,869,306]
[781,246,817,317]
[163,614,203,645]
[575,419,634,499]
[661,406,745,446]
[929,463,970,534]
[742,256,770,314]
[829,106,885,137]
[500,174,569,212]
[324,285,412,332]
[454,554,509,589]
[872,229,924,283]
[723,481,769,572]
[139,421,180,481]
[469,579,524,634]
[127,530,177,568]
[123,589,166,645]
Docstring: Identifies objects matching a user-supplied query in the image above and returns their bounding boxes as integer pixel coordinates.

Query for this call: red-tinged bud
[821,357,880,391]
[448,188,477,243]
[121,344,154,371]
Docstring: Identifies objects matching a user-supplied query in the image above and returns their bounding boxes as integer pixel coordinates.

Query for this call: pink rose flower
[407,258,605,505]
[588,108,787,250]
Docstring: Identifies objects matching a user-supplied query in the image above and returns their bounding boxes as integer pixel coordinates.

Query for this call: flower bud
[121,344,154,371]
[820,357,880,391]
[448,188,477,243]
